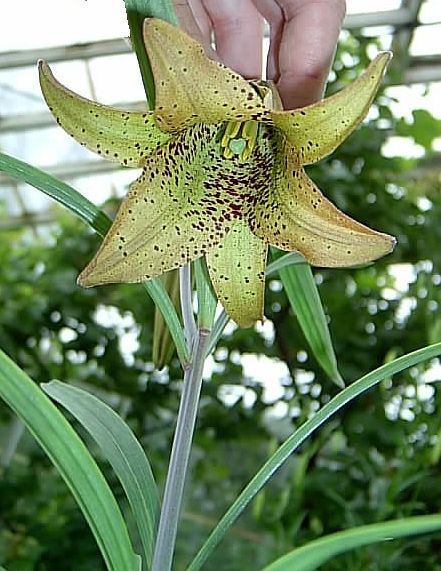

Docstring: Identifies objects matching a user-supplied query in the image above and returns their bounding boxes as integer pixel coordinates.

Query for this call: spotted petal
[270,52,391,165]
[78,124,270,286]
[39,61,171,167]
[143,19,268,132]
[250,139,395,267]
[206,219,267,328]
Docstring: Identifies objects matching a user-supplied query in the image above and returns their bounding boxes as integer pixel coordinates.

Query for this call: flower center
[220,120,259,161]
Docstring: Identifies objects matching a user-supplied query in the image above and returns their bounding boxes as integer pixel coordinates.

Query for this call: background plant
[1,4,441,571]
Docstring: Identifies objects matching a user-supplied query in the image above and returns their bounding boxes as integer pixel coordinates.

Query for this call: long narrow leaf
[263,515,441,571]
[144,279,190,366]
[124,0,177,26]
[206,310,230,357]
[152,271,181,368]
[0,350,140,571]
[124,0,178,108]
[274,249,343,387]
[266,252,305,276]
[0,152,110,237]
[194,258,217,332]
[42,380,159,569]
[188,342,441,570]
[0,152,189,366]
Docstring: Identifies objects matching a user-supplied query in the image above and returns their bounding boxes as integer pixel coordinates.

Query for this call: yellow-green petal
[78,123,271,287]
[270,52,391,165]
[251,140,395,268]
[39,61,171,167]
[206,219,267,328]
[142,18,269,132]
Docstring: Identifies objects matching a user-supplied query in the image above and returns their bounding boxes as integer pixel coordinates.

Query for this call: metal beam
[1,110,57,132]
[0,101,145,133]
[405,62,441,83]
[0,211,56,230]
[0,38,130,70]
[391,0,424,68]
[344,8,417,29]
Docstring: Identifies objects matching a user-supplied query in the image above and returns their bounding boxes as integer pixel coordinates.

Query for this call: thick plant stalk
[151,327,209,571]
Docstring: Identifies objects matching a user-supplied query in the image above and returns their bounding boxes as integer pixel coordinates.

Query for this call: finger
[256,0,345,109]
[276,0,346,108]
[251,0,284,83]
[202,0,264,79]
[185,0,212,40]
[173,0,217,59]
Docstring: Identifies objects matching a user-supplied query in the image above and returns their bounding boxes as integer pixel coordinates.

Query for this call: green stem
[151,329,209,571]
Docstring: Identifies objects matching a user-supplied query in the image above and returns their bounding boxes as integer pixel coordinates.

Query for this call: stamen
[221,120,259,161]
[221,121,242,148]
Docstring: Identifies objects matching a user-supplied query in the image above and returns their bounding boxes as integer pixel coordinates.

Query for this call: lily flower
[39,18,395,328]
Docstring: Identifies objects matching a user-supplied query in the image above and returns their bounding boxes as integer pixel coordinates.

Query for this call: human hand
[175,0,346,109]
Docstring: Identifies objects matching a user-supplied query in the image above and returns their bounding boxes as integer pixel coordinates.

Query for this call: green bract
[39,18,395,327]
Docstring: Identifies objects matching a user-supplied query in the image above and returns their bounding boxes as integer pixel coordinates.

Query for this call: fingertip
[277,62,330,108]
[202,0,264,79]
[275,0,345,108]
[214,17,264,78]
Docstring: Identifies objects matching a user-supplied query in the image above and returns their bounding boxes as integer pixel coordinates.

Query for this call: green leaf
[152,271,181,368]
[194,258,217,332]
[206,310,230,357]
[0,151,190,366]
[266,252,305,276]
[0,151,110,238]
[144,278,190,367]
[124,0,177,26]
[124,0,178,107]
[188,342,441,570]
[262,515,441,571]
[273,249,343,387]
[0,350,140,571]
[42,380,160,569]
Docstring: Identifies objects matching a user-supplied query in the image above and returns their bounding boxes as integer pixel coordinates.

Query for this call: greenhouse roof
[0,0,440,227]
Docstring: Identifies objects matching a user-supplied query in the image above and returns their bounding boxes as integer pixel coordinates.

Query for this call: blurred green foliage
[1,37,441,570]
